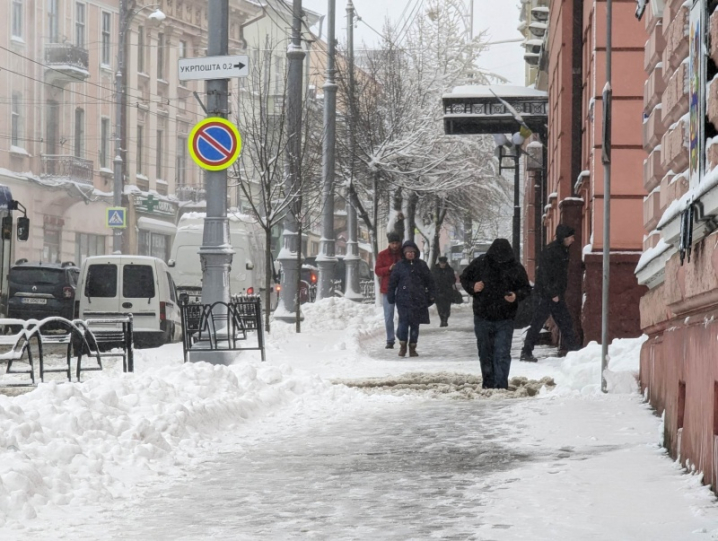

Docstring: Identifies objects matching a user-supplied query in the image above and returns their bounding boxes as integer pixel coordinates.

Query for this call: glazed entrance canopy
[442,85,548,135]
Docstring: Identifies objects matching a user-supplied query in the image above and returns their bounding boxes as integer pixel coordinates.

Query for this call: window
[123,265,155,298]
[101,12,111,65]
[100,118,109,168]
[157,33,165,80]
[137,26,145,72]
[46,99,60,155]
[47,0,59,43]
[43,224,61,263]
[75,232,105,264]
[136,125,143,174]
[12,0,23,38]
[166,272,177,302]
[11,93,22,147]
[178,40,187,86]
[85,264,117,297]
[176,136,187,186]
[274,55,283,93]
[156,130,164,179]
[75,3,85,47]
[138,230,169,261]
[74,107,85,158]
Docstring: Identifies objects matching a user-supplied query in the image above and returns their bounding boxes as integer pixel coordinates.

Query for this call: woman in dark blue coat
[387,241,436,357]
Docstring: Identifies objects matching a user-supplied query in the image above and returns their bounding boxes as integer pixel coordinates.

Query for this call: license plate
[22,298,47,304]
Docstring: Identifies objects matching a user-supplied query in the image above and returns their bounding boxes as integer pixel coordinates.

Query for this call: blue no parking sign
[188,117,242,171]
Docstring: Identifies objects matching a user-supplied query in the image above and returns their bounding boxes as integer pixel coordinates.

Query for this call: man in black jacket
[520,224,579,362]
[460,239,532,389]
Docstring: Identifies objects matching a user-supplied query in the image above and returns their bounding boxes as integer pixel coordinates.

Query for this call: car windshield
[10,268,65,286]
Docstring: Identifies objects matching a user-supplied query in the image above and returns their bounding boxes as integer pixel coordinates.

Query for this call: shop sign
[134,194,177,219]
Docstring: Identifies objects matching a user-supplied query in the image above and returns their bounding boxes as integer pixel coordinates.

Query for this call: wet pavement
[70,399,557,541]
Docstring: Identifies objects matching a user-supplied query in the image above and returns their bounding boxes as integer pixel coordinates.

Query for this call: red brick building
[637,0,718,492]
[521,0,647,346]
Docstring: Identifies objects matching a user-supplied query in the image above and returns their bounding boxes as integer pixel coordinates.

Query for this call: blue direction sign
[106,207,127,229]
[188,117,242,171]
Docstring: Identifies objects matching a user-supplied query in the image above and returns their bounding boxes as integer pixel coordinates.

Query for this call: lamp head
[148,8,166,22]
[511,132,525,146]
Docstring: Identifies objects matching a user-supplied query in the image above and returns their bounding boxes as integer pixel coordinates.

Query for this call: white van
[77,255,182,347]
[168,212,278,308]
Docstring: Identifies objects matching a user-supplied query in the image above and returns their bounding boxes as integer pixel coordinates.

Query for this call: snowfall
[0,299,717,540]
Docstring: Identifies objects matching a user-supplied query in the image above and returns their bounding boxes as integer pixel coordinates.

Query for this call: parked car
[7,260,80,323]
[77,255,182,348]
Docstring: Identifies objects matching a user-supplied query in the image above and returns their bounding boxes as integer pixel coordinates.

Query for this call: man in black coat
[432,256,456,327]
[520,224,579,362]
[460,239,531,389]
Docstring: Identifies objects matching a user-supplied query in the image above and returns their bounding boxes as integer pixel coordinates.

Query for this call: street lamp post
[317,0,337,300]
[276,0,305,319]
[113,2,165,253]
[496,136,523,262]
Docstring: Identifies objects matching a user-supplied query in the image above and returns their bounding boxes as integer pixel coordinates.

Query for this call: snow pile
[290,297,383,332]
[0,361,361,525]
[544,335,647,395]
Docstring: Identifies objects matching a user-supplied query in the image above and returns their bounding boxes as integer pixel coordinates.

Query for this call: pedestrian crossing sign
[106,207,127,229]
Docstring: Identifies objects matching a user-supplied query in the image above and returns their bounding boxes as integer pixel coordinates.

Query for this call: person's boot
[409,343,419,357]
[398,341,408,357]
[520,350,538,363]
[385,341,394,349]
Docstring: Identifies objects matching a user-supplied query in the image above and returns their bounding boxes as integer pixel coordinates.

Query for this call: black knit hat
[387,231,402,243]
[438,256,448,263]
[556,224,575,241]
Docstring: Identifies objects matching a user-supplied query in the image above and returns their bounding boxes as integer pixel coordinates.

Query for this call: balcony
[41,155,94,185]
[44,43,90,86]
[176,184,206,202]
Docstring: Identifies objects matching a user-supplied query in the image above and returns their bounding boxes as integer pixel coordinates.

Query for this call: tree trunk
[265,227,273,333]
[295,219,303,333]
[393,188,405,242]
[371,172,380,306]
[429,196,443,269]
[463,211,473,267]
[406,192,418,243]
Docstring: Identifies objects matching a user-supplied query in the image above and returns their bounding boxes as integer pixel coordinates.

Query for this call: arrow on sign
[234,62,245,70]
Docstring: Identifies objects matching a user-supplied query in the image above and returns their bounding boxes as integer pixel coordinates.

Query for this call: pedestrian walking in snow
[375,231,404,349]
[461,238,531,389]
[387,241,436,357]
[520,224,579,362]
[432,256,457,327]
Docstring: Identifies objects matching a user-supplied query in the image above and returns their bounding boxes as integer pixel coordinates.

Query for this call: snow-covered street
[1,300,718,540]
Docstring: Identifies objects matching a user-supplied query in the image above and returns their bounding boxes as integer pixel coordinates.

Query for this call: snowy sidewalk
[2,300,715,540]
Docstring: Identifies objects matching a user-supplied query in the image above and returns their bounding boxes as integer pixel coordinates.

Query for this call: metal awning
[442,84,548,136]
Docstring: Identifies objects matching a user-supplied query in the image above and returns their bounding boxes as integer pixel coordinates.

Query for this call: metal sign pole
[601,0,613,392]
[195,0,234,364]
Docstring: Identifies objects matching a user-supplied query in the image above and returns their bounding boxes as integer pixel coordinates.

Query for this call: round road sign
[188,117,242,171]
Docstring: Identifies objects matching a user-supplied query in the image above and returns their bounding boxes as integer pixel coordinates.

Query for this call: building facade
[637,0,718,492]
[519,0,647,347]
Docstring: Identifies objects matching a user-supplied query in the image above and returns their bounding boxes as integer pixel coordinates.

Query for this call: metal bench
[0,314,133,385]
[74,314,134,376]
[181,296,265,363]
